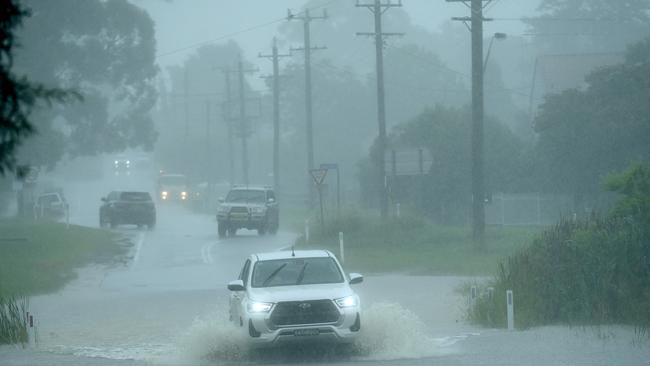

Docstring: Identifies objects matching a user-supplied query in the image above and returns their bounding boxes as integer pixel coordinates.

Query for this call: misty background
[4,0,650,225]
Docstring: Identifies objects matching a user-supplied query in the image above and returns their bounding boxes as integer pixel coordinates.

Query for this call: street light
[483,32,507,73]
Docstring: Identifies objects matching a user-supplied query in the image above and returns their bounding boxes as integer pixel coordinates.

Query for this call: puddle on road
[42,301,473,364]
[49,343,173,362]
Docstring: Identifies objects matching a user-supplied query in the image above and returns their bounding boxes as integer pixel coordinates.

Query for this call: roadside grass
[0,219,126,296]
[468,216,650,333]
[295,210,541,276]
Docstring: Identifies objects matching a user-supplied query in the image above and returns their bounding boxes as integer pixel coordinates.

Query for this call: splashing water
[175,306,250,363]
[353,302,461,360]
[173,302,465,363]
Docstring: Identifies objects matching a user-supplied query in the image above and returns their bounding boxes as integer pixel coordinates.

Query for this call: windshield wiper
[295,263,309,285]
[262,263,287,286]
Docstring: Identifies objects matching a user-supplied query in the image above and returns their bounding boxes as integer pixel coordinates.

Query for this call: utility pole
[183,67,190,172]
[288,8,327,208]
[221,68,235,186]
[449,0,492,248]
[205,100,212,185]
[259,38,291,194]
[237,57,251,187]
[356,0,403,219]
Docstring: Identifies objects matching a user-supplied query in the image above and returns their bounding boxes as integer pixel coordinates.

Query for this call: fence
[486,193,574,226]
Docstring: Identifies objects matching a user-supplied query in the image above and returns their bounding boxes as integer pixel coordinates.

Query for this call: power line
[155,0,341,60]
[494,17,641,22]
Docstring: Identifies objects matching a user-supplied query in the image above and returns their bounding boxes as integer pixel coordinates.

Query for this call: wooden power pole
[356,0,403,219]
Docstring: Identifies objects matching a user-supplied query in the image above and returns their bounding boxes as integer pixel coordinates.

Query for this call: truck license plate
[294,329,319,337]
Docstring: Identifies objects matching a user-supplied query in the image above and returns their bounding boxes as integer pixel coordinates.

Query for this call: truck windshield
[158,175,186,186]
[120,192,152,202]
[226,189,266,203]
[251,257,344,288]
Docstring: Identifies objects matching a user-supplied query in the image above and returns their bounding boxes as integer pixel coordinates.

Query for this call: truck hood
[248,283,353,303]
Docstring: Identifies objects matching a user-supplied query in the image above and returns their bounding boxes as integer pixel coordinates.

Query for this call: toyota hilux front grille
[270,300,340,326]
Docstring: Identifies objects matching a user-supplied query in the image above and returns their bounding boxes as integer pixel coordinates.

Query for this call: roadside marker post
[339,232,345,264]
[507,290,514,330]
[396,202,401,218]
[305,219,310,244]
[28,314,35,347]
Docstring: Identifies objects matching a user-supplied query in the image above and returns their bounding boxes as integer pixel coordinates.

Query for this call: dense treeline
[361,35,650,224]
[470,163,650,330]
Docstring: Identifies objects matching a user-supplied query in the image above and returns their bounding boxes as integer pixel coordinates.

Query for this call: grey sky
[132,0,541,77]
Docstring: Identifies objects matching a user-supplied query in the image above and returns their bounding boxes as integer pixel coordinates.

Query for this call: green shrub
[470,215,650,330]
[0,296,28,345]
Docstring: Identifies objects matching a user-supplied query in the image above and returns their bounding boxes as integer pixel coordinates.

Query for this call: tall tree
[0,0,73,175]
[359,106,524,223]
[534,36,650,209]
[13,0,158,168]
[526,0,650,54]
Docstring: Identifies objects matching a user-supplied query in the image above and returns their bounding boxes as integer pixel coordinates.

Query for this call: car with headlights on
[227,250,363,347]
[113,155,131,176]
[216,186,279,237]
[157,173,189,202]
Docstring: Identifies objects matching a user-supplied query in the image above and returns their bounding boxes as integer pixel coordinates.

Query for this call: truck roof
[254,250,332,261]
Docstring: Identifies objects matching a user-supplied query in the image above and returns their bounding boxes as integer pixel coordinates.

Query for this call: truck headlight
[217,206,228,214]
[247,301,273,313]
[161,191,168,199]
[335,296,358,308]
[181,191,188,200]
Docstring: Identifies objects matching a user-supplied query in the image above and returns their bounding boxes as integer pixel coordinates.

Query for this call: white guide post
[506,290,514,330]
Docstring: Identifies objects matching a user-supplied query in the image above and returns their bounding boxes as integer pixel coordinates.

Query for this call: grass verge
[0,219,126,296]
[295,209,541,276]
[468,216,650,333]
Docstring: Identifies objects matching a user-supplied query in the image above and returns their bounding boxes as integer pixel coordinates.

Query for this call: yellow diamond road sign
[309,169,328,186]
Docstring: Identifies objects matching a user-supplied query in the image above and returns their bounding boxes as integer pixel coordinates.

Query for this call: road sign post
[320,163,340,217]
[309,168,328,228]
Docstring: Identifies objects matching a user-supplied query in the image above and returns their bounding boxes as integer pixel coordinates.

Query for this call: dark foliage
[0,0,74,175]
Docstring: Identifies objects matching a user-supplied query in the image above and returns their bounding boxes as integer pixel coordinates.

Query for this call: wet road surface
[2,185,649,365]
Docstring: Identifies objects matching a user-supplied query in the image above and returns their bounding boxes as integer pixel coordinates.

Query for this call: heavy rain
[1,1,650,366]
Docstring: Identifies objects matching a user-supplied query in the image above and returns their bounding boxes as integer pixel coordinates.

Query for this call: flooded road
[2,185,649,365]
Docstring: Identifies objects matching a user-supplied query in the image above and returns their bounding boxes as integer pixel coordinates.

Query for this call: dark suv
[216,186,278,237]
[100,191,156,229]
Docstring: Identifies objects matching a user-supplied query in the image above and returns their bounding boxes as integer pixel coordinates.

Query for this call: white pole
[305,219,310,244]
[339,231,345,263]
[506,290,514,330]
[396,203,401,218]
[28,314,35,347]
